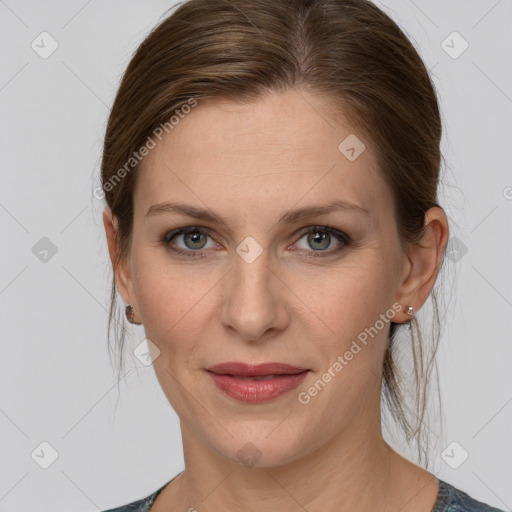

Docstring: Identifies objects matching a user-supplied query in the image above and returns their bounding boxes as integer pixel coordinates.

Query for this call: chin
[207,427,312,469]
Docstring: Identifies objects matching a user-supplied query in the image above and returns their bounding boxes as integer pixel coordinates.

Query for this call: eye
[162,226,218,257]
[293,226,352,256]
[161,225,352,258]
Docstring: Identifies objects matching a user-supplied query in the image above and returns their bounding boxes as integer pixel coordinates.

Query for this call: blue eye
[161,225,352,258]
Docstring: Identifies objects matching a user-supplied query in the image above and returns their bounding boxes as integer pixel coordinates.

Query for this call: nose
[220,247,290,342]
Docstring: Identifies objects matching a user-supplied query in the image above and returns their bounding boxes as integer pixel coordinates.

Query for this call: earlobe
[394,207,449,323]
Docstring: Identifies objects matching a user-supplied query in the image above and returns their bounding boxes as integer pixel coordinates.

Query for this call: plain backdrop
[0,1,511,511]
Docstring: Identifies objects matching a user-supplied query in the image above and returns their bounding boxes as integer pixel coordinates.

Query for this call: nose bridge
[234,243,272,297]
[220,239,286,340]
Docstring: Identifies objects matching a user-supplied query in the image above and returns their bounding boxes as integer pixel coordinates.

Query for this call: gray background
[0,0,511,510]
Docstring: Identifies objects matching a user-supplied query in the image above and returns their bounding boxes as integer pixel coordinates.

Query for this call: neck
[165,393,433,512]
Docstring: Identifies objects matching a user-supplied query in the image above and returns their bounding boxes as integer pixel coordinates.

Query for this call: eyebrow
[145,200,369,226]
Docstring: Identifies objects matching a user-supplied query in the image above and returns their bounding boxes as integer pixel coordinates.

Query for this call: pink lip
[205,362,310,403]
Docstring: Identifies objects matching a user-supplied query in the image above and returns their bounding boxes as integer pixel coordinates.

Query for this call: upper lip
[206,362,309,377]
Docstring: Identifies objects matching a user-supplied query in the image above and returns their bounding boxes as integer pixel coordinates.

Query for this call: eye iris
[308,231,330,250]
[184,231,207,250]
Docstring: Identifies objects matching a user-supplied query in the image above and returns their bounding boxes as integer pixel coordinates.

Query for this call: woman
[100,0,504,510]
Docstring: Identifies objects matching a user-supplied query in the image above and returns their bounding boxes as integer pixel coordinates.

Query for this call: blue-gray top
[103,475,505,512]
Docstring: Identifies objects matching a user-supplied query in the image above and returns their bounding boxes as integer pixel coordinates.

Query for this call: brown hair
[101,0,447,466]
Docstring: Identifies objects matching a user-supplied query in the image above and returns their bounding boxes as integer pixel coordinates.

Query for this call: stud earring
[125,304,142,325]
[406,305,414,316]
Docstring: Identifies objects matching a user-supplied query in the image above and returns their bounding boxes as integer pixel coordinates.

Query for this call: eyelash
[160,225,352,258]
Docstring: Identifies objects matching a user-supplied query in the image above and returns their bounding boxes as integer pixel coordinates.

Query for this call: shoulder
[102,471,182,512]
[433,479,506,512]
[102,486,163,512]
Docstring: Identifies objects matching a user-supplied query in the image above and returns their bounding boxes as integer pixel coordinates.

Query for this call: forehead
[136,89,392,224]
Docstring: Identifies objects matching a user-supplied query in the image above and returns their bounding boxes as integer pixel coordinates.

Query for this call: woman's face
[112,89,412,467]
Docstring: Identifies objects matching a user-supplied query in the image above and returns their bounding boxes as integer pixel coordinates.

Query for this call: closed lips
[206,363,310,403]
[205,362,309,378]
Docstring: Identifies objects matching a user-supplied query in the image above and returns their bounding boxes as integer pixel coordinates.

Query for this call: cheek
[293,258,394,338]
[131,249,214,352]
[291,258,396,397]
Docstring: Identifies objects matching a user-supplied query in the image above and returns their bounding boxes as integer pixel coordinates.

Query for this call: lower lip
[207,371,309,403]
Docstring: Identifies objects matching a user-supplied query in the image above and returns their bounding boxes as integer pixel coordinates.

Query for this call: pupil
[310,231,329,250]
[186,231,205,249]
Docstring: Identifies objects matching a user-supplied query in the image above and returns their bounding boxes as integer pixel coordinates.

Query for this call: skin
[103,88,449,511]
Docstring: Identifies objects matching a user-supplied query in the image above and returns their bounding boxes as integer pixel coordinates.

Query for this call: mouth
[206,361,309,377]
[205,362,310,403]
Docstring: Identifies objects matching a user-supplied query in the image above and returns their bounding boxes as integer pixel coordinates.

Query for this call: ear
[394,206,449,322]
[102,206,136,308]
